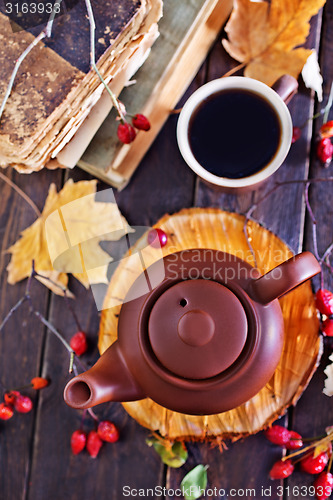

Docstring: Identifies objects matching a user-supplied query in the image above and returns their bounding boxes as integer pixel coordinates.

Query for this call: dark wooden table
[1,3,333,499]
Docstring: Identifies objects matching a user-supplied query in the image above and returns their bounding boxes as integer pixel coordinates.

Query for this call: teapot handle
[249,251,321,305]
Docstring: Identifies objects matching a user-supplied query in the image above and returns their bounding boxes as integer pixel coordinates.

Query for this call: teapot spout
[63,342,145,409]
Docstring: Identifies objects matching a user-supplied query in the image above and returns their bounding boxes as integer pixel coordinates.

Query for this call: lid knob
[178,310,215,347]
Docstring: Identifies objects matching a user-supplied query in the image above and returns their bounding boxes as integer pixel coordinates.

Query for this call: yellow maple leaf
[222,0,326,86]
[7,179,132,295]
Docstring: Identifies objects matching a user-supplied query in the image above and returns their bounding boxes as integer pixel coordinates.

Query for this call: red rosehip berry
[285,430,303,450]
[132,114,151,131]
[4,390,20,405]
[0,402,14,420]
[70,331,88,356]
[98,420,120,443]
[322,318,333,337]
[265,425,291,446]
[320,120,333,139]
[31,377,49,390]
[86,430,103,458]
[314,471,333,500]
[14,394,33,413]
[317,137,333,165]
[316,289,333,317]
[269,459,294,479]
[117,122,136,144]
[147,228,168,248]
[71,429,87,455]
[292,126,302,143]
[300,452,329,474]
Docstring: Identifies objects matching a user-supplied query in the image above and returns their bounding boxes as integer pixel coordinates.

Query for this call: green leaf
[180,465,208,500]
[146,437,188,468]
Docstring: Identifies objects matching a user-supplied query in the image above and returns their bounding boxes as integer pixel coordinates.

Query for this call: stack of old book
[0,0,162,173]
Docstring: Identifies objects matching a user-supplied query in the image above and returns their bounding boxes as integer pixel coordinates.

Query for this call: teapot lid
[148,279,248,379]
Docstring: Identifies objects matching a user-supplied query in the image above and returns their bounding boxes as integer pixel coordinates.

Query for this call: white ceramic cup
[177,76,296,190]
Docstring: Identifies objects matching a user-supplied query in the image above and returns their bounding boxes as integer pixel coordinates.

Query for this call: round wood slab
[99,208,321,442]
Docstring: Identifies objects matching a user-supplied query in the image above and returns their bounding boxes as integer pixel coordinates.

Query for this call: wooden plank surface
[287,0,333,494]
[0,168,62,500]
[0,3,332,500]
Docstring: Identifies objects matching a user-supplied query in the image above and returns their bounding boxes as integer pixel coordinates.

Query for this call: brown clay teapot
[64,249,320,415]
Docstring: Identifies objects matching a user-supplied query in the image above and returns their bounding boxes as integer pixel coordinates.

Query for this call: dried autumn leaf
[146,437,188,468]
[323,353,333,397]
[7,179,132,294]
[302,51,323,101]
[222,0,326,86]
[313,441,332,458]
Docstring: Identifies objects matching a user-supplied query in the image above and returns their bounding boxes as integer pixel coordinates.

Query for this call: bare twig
[244,178,333,283]
[88,408,99,422]
[33,270,67,294]
[0,296,27,332]
[33,269,82,330]
[69,351,75,373]
[322,242,333,263]
[45,0,63,37]
[31,307,73,353]
[222,62,247,78]
[28,303,89,373]
[63,294,82,331]
[297,86,333,129]
[0,0,63,123]
[0,170,41,217]
[0,31,45,122]
[304,183,320,261]
[243,181,291,266]
[304,183,323,288]
[243,221,257,268]
[323,82,333,124]
[83,0,126,121]
[304,183,316,226]
[323,257,333,277]
[244,178,333,223]
[0,262,87,374]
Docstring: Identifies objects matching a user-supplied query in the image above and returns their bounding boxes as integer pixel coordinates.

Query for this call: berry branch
[83,0,151,144]
[265,425,333,499]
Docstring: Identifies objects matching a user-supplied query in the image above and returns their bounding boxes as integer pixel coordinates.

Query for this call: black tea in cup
[188,89,282,179]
